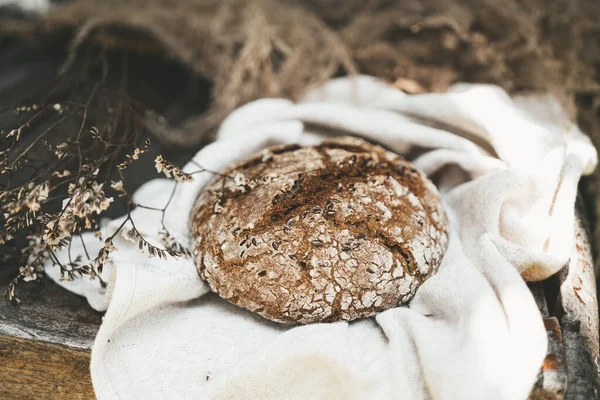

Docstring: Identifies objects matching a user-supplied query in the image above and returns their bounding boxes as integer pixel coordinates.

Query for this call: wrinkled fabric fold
[45,76,596,400]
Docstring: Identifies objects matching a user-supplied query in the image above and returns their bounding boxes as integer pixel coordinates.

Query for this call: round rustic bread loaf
[191,136,448,324]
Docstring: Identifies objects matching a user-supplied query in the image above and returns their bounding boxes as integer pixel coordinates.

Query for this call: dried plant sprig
[160,229,192,258]
[118,138,151,170]
[0,46,160,300]
[89,239,117,275]
[0,46,230,302]
[6,235,50,302]
[42,179,114,248]
[110,180,126,197]
[155,155,194,182]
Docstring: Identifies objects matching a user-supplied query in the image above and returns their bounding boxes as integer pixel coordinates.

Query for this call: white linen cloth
[45,76,597,400]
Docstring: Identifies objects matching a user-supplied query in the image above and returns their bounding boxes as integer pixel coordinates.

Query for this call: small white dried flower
[25,182,49,212]
[155,155,170,176]
[178,174,194,183]
[44,214,76,247]
[104,240,118,253]
[131,148,143,160]
[43,181,114,245]
[110,180,125,193]
[155,155,194,182]
[19,265,37,282]
[52,170,72,178]
[89,239,117,274]
[55,142,69,158]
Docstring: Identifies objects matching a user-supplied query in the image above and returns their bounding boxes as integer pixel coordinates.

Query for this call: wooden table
[0,268,100,399]
[528,205,600,399]
[1,205,598,400]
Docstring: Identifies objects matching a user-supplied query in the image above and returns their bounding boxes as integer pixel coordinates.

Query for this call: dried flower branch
[155,155,194,182]
[0,46,226,303]
[0,46,161,301]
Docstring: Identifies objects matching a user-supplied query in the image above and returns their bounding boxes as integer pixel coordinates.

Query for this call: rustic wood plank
[0,265,99,398]
[556,202,600,400]
[529,202,600,399]
[0,335,95,400]
[529,316,569,400]
[529,279,569,400]
[0,267,101,350]
[530,283,550,318]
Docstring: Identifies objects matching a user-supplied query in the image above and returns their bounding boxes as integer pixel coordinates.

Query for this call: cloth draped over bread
[44,76,597,399]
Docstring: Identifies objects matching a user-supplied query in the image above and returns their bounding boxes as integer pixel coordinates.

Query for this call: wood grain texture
[556,203,600,400]
[529,201,600,400]
[0,264,99,399]
[0,335,95,400]
[0,267,101,350]
[529,317,569,400]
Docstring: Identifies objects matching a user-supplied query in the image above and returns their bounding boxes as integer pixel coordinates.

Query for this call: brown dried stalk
[0,45,223,302]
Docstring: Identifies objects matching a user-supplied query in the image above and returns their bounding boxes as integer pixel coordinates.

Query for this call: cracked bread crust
[190,136,449,324]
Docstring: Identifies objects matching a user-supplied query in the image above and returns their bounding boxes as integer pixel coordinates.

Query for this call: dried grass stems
[0,47,229,302]
[2,0,598,136]
[34,0,356,149]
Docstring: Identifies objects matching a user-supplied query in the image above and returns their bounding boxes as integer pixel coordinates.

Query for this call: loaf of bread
[190,136,449,324]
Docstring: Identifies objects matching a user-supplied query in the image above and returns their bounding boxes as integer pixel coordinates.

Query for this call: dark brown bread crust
[190,136,448,324]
